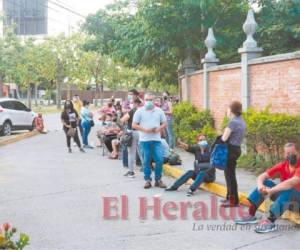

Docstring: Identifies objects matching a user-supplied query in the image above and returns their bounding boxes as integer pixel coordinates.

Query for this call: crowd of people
[60,92,300,234]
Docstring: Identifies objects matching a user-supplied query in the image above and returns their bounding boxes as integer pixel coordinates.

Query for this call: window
[13,101,29,111]
[0,101,15,110]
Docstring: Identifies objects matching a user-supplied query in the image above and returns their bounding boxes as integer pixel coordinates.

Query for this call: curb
[0,131,40,147]
[163,164,300,224]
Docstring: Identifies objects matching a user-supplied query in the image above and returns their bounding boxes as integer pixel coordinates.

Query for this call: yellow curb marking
[163,164,300,224]
[0,131,39,147]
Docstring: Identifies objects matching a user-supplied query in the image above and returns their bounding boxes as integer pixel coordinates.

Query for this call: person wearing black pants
[221,101,246,207]
[61,100,85,153]
[63,126,81,149]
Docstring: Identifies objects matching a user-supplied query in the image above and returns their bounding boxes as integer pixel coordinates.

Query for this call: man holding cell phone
[132,92,167,189]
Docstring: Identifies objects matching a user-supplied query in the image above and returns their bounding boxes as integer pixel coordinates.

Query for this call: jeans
[81,120,91,146]
[248,179,300,218]
[171,170,207,191]
[224,144,241,203]
[166,117,175,149]
[122,145,128,167]
[139,141,164,181]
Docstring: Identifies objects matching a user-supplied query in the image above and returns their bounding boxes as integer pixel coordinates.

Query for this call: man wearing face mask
[132,92,167,189]
[235,143,300,233]
[165,134,215,196]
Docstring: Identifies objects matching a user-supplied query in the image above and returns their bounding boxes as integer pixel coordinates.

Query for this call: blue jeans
[122,145,128,167]
[81,120,91,146]
[171,170,206,191]
[139,141,164,181]
[166,118,175,149]
[248,179,300,218]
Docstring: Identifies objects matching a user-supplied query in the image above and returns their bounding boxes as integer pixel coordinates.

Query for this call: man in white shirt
[132,93,167,189]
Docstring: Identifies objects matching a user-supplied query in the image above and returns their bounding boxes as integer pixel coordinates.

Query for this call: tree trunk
[56,80,61,109]
[27,84,32,109]
[0,76,3,97]
[100,82,104,106]
[95,80,100,107]
[67,83,71,100]
[34,83,38,107]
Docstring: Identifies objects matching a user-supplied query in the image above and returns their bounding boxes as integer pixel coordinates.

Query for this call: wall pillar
[238,9,263,110]
[181,52,196,102]
[201,28,219,110]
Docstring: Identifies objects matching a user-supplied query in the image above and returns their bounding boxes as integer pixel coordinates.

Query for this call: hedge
[173,102,216,144]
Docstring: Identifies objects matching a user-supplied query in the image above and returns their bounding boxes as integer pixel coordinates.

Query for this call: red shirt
[266,159,300,191]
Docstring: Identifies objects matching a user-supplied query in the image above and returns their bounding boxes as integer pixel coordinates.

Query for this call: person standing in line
[220,101,246,207]
[61,100,85,153]
[161,91,175,149]
[81,100,94,149]
[132,93,167,189]
[121,98,142,178]
[72,95,83,138]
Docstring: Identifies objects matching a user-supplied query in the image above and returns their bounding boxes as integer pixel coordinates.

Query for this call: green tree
[83,0,249,86]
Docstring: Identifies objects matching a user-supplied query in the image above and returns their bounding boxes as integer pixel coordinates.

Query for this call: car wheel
[29,120,35,131]
[2,121,12,136]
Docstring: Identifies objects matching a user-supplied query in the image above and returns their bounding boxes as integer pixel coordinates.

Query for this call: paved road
[0,113,299,250]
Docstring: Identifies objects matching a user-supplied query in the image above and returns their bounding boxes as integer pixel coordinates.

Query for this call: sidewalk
[164,148,300,224]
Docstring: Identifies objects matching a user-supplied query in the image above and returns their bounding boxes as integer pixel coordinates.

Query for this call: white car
[0,98,36,136]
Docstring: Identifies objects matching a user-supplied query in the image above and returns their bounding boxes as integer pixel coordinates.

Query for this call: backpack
[168,152,182,165]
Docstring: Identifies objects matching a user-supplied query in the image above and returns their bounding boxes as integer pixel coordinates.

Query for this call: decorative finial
[242,9,258,48]
[204,27,217,60]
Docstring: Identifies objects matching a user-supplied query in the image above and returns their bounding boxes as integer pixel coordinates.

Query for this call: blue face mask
[128,95,133,101]
[198,140,208,148]
[145,101,154,110]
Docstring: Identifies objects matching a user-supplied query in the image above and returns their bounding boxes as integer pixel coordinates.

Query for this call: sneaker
[255,219,276,234]
[124,171,131,177]
[144,181,152,189]
[68,148,72,153]
[73,142,77,147]
[128,172,135,178]
[83,145,94,149]
[155,180,167,188]
[165,186,177,191]
[186,189,194,196]
[235,215,258,225]
[79,148,85,153]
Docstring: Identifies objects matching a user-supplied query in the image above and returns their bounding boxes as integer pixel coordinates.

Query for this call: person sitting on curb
[235,143,300,234]
[35,113,46,134]
[165,134,216,196]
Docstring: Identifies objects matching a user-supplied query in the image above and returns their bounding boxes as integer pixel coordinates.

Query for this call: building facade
[0,0,48,36]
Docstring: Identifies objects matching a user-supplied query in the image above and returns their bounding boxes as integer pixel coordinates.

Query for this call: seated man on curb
[235,143,300,234]
[165,134,215,196]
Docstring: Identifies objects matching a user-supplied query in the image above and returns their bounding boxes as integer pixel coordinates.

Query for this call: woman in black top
[61,100,85,153]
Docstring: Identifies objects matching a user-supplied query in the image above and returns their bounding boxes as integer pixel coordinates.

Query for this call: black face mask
[163,97,168,100]
[287,154,297,166]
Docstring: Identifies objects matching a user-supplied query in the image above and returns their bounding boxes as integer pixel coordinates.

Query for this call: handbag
[90,120,95,127]
[210,142,228,170]
[120,130,133,147]
[67,127,76,137]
